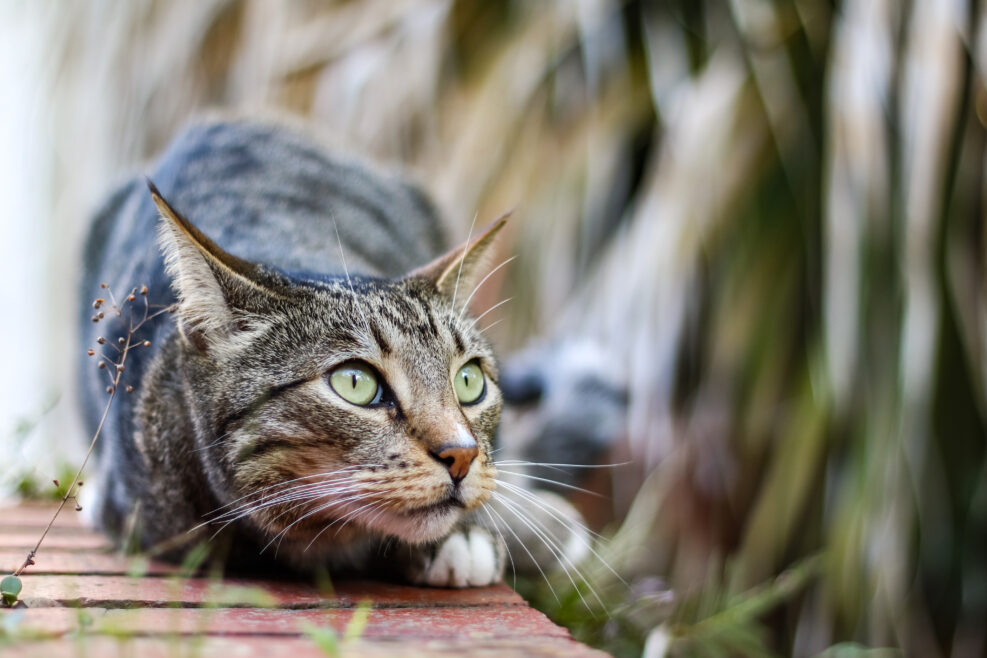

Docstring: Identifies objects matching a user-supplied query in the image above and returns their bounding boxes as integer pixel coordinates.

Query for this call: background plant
[1,1,984,656]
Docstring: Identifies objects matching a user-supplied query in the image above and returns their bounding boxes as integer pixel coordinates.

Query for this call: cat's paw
[414,527,504,588]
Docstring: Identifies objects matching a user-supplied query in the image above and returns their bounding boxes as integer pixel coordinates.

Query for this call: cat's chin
[368,501,464,544]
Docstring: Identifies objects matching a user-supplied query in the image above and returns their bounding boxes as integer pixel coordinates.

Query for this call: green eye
[454,361,486,405]
[329,362,381,406]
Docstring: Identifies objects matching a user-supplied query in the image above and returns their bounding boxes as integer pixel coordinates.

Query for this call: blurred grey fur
[499,338,628,490]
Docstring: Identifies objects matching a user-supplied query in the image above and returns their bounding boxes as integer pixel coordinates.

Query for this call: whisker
[207,486,357,542]
[271,497,352,556]
[263,490,372,553]
[494,460,633,470]
[477,319,505,335]
[303,496,390,548]
[494,479,608,544]
[305,499,385,551]
[481,505,517,589]
[204,476,365,525]
[258,486,363,528]
[495,481,624,585]
[467,297,513,329]
[494,461,571,478]
[491,494,598,613]
[451,212,479,311]
[191,430,233,453]
[203,466,370,517]
[217,481,367,528]
[498,492,613,609]
[200,483,360,541]
[204,470,373,538]
[333,500,389,538]
[361,501,391,530]
[497,488,625,595]
[496,470,608,499]
[458,255,517,321]
[332,213,373,338]
[492,492,607,614]
[483,501,560,605]
[209,478,358,516]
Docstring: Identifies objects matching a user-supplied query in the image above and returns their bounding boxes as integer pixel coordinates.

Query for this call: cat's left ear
[148,180,278,355]
[406,213,510,300]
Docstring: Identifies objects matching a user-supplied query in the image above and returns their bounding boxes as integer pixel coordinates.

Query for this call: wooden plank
[0,503,608,657]
[0,503,85,529]
[16,575,525,608]
[0,533,112,551]
[0,606,573,639]
[0,636,608,658]
[0,550,178,576]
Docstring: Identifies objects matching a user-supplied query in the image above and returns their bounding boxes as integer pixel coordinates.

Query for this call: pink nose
[429,443,478,483]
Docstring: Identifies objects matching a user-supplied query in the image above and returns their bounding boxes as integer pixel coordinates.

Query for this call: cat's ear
[148,180,274,354]
[407,213,510,300]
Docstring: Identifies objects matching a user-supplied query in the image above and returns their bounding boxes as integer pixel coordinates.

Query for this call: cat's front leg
[403,522,506,588]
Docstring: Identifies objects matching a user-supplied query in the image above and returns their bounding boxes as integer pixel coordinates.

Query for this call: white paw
[418,527,503,588]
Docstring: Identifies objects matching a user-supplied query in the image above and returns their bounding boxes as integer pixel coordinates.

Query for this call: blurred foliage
[10,0,987,656]
[11,464,80,503]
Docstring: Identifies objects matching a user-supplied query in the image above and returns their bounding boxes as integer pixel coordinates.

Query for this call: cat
[77,118,547,587]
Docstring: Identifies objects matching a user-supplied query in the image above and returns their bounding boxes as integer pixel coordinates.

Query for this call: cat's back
[84,119,447,297]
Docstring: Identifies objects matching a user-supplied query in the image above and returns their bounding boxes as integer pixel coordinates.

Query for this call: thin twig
[10,289,175,579]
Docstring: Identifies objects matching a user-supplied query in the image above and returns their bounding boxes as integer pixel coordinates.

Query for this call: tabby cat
[78,119,545,586]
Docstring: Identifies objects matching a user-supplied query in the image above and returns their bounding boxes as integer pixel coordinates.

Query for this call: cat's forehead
[304,277,443,323]
[290,276,492,364]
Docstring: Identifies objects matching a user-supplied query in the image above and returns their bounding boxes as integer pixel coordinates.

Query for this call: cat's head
[149,184,506,549]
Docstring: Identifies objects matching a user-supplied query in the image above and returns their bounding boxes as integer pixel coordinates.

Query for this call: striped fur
[79,119,507,584]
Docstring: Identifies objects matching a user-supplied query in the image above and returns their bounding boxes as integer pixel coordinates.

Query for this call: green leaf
[301,621,340,657]
[1,575,22,606]
[178,541,212,577]
[344,600,372,641]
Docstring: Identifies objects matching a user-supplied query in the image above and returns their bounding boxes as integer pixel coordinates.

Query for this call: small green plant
[302,599,373,657]
[344,600,372,641]
[12,464,78,501]
[4,396,60,499]
[302,623,341,657]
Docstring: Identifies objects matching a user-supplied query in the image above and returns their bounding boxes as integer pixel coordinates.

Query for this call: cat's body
[79,120,510,585]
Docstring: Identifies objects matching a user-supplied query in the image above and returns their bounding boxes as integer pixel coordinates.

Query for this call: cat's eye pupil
[329,362,380,406]
[454,361,485,405]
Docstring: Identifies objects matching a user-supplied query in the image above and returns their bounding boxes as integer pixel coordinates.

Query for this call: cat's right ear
[148,180,275,355]
[406,214,509,302]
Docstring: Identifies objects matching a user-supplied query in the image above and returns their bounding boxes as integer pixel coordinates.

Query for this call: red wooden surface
[0,502,607,657]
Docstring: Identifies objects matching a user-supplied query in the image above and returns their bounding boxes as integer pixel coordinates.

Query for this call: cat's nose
[429,443,479,484]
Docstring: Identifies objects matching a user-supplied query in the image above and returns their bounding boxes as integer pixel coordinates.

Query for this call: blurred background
[1,1,985,656]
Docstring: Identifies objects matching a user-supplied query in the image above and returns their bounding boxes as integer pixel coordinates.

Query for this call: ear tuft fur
[148,180,271,354]
[407,212,510,303]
